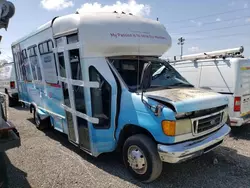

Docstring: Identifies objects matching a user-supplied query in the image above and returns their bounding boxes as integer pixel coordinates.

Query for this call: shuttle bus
[11,12,231,182]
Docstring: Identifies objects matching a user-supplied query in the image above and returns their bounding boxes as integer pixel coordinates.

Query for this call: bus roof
[12,12,172,57]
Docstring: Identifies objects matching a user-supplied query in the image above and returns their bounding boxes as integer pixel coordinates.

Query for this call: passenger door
[55,35,81,146]
[55,34,94,152]
[85,59,118,156]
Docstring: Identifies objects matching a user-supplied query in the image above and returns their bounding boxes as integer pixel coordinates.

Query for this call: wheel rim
[35,112,40,126]
[127,145,147,174]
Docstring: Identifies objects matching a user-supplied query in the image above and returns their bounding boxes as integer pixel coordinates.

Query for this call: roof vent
[121,11,126,14]
[113,11,118,13]
[129,13,133,15]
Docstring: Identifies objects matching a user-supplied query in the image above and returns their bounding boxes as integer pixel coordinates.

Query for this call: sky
[0,0,250,61]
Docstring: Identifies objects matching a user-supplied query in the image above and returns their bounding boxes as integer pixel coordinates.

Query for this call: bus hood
[145,88,228,113]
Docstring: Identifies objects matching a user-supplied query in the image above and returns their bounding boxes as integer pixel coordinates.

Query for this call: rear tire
[33,109,49,130]
[8,96,16,107]
[123,134,163,183]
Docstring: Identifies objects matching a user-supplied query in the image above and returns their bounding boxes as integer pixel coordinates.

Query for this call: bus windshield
[109,57,193,92]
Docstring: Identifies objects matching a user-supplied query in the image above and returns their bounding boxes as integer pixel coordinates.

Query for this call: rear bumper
[158,124,231,163]
[230,117,250,126]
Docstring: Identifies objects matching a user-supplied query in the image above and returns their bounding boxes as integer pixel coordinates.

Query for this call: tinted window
[21,49,32,81]
[62,82,71,107]
[73,85,86,114]
[69,49,82,80]
[39,44,44,54]
[39,40,58,84]
[39,40,54,55]
[89,66,111,129]
[29,46,42,81]
[48,41,53,51]
[58,52,66,77]
[65,111,75,142]
[67,34,78,44]
[77,117,90,150]
[22,49,27,58]
[24,58,32,81]
[55,37,63,47]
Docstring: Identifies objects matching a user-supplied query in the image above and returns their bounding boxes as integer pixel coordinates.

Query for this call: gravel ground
[2,106,250,188]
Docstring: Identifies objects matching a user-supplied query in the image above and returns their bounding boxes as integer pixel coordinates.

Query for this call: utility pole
[178,37,185,59]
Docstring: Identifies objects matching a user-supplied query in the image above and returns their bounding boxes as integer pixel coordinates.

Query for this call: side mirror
[140,62,152,91]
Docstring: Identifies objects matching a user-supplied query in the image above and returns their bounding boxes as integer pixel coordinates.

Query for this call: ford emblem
[210,119,216,125]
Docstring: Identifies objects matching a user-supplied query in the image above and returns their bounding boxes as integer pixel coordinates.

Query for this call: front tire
[123,134,163,183]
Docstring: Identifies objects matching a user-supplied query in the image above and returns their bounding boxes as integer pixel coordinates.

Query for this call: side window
[89,66,111,129]
[48,41,53,51]
[28,46,42,81]
[69,49,86,114]
[55,37,63,47]
[39,40,58,84]
[58,52,66,77]
[18,52,25,80]
[73,85,86,114]
[62,82,71,107]
[38,43,44,54]
[43,43,48,53]
[69,49,82,80]
[21,49,32,81]
[12,51,21,81]
[67,34,78,44]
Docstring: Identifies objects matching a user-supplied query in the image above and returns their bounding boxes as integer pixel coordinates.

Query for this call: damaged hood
[145,88,228,113]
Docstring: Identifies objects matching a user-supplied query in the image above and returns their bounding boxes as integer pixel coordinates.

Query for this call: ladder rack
[170,46,244,63]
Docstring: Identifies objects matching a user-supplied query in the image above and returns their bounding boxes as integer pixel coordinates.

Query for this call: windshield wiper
[169,82,194,87]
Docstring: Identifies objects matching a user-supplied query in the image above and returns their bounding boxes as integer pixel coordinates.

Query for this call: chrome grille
[192,112,223,134]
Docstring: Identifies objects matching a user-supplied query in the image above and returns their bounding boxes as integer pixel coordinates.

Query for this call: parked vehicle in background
[11,11,231,182]
[0,92,21,187]
[0,61,19,107]
[170,46,250,127]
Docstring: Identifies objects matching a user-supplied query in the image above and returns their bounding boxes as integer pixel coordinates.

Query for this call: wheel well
[116,124,156,152]
[30,104,35,113]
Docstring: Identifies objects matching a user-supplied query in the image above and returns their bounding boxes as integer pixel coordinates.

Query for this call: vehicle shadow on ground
[0,152,31,188]
[9,106,29,112]
[229,124,250,141]
[29,122,250,188]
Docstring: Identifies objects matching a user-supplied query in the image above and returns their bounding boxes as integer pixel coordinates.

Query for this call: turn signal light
[162,120,176,136]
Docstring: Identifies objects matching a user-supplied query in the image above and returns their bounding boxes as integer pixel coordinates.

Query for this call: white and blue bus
[11,12,231,182]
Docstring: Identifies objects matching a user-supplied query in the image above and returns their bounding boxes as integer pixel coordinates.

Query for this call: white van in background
[0,61,19,106]
[170,46,250,127]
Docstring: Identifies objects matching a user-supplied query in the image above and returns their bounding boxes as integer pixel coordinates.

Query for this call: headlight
[162,119,192,136]
[175,112,193,119]
[222,107,229,124]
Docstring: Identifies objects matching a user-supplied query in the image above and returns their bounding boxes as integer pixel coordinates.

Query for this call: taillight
[234,96,241,112]
[10,81,15,89]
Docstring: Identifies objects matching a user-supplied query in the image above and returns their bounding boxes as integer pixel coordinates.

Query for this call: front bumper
[158,124,231,163]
